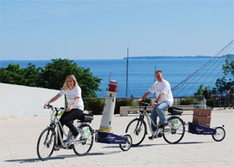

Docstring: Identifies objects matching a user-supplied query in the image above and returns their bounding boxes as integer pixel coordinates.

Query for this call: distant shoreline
[123,54,233,60]
[1,54,233,61]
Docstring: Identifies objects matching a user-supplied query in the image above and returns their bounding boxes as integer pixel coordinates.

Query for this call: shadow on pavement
[4,156,65,163]
[4,141,207,163]
[176,141,206,145]
[4,150,123,163]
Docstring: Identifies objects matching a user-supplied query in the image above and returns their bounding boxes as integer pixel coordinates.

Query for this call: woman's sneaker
[54,145,61,151]
[72,134,80,142]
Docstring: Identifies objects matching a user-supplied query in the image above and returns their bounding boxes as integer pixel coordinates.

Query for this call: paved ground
[0,108,233,167]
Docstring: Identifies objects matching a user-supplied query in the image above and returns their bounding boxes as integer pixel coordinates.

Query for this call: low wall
[0,83,64,118]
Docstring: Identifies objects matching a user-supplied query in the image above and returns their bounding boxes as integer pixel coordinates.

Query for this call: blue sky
[1,0,233,60]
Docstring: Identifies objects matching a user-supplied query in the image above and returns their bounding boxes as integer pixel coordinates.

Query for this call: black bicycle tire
[73,124,94,156]
[37,127,55,161]
[212,127,226,142]
[163,116,185,144]
[119,134,132,151]
[125,118,147,146]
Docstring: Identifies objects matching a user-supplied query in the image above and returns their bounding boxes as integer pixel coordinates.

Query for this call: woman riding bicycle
[44,74,84,150]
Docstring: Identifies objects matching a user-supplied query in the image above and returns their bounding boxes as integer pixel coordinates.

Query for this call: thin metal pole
[154,65,156,97]
[126,47,129,98]
[109,71,111,82]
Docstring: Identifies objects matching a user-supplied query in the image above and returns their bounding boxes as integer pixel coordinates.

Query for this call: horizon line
[1,54,233,61]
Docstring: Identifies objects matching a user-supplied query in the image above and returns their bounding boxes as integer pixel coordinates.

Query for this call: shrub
[180,99,194,105]
[87,99,104,115]
[141,98,152,104]
[206,99,215,108]
[180,97,200,105]
[115,99,133,114]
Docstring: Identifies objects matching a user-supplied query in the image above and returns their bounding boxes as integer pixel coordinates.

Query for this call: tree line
[0,59,102,98]
[1,57,233,98]
[195,56,234,95]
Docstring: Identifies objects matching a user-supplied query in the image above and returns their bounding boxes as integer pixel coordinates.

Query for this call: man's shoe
[148,132,158,140]
[157,132,162,138]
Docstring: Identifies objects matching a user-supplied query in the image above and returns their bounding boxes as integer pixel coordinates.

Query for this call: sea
[0,56,229,98]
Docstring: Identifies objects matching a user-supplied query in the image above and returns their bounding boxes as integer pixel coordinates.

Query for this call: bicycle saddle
[168,107,183,115]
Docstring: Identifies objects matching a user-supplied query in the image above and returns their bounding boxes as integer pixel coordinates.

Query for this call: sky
[0,0,233,60]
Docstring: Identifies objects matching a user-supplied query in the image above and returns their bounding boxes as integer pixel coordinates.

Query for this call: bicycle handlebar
[46,105,65,114]
[139,101,151,106]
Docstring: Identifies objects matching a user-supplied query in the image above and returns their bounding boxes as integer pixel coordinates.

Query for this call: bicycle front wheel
[37,127,56,161]
[73,124,93,156]
[163,116,185,144]
[125,118,146,146]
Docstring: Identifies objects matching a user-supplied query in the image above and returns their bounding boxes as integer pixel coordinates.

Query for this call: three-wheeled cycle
[125,101,226,147]
[125,101,186,146]
[37,105,94,161]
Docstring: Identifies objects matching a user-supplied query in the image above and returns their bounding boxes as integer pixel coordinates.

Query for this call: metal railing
[83,94,233,109]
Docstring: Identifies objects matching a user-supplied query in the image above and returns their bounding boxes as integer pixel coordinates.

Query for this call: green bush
[180,97,200,105]
[180,99,194,105]
[141,98,152,104]
[0,59,102,98]
[87,99,104,115]
[115,99,133,114]
[206,99,215,108]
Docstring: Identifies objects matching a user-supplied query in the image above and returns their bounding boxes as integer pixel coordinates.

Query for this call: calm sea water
[0,57,226,97]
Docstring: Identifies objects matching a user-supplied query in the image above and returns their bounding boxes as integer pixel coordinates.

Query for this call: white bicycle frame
[49,109,69,148]
[140,108,162,135]
[49,108,88,148]
[140,107,175,136]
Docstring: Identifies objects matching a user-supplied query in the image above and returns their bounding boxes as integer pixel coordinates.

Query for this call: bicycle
[125,101,185,146]
[37,105,94,161]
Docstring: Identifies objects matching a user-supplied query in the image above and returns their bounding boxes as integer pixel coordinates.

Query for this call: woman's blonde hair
[62,75,79,90]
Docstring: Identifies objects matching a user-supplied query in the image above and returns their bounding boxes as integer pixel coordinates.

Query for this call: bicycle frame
[48,108,69,148]
[139,105,181,136]
[49,107,93,148]
[37,105,95,161]
[139,106,160,136]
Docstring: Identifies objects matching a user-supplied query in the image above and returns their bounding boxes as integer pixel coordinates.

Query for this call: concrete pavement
[0,108,233,167]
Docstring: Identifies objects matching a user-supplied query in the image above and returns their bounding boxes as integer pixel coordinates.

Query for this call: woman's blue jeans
[150,102,169,132]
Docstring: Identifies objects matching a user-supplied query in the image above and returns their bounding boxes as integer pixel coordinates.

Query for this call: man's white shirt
[149,79,174,107]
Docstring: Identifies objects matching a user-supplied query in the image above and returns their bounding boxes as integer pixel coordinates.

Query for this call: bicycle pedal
[163,128,170,132]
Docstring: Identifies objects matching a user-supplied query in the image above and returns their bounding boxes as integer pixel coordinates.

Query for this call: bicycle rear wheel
[163,116,185,144]
[125,118,146,146]
[73,124,93,156]
[37,127,55,161]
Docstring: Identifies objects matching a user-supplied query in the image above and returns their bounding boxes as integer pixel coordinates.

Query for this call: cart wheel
[119,134,132,151]
[212,126,226,142]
